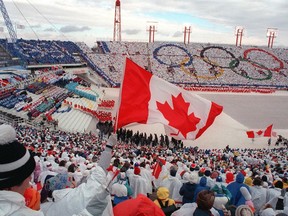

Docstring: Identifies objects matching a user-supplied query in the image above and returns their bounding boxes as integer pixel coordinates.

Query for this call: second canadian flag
[246,124,275,138]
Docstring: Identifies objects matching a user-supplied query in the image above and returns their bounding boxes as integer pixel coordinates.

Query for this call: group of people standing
[0,123,287,216]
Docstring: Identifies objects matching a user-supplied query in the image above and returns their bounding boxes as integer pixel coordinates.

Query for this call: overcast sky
[1,0,287,48]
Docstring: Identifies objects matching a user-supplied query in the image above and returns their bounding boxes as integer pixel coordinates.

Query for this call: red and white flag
[152,158,166,179]
[115,58,223,140]
[246,124,275,138]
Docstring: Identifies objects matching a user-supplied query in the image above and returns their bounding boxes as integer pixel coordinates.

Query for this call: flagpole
[113,57,128,132]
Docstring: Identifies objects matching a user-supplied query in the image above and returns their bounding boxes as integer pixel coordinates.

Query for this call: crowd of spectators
[1,39,287,90]
[86,41,288,89]
[0,39,81,65]
[0,122,287,215]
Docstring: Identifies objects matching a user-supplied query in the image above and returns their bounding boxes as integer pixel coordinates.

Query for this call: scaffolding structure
[0,0,17,43]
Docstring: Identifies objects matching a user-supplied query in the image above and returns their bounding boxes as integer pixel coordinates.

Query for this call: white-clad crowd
[0,123,287,215]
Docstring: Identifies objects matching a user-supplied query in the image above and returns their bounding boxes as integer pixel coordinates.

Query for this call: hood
[188,172,199,184]
[244,177,253,186]
[226,172,234,183]
[199,176,207,186]
[114,194,165,216]
[260,208,276,216]
[52,188,72,202]
[157,187,169,200]
[213,196,228,210]
[236,173,244,183]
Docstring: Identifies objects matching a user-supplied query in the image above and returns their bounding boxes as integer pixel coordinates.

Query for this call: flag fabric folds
[152,158,166,179]
[246,124,274,138]
[263,124,273,137]
[116,58,223,140]
[113,194,165,216]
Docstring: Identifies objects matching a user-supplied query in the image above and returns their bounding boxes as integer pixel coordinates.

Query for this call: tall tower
[235,26,244,47]
[148,25,156,43]
[146,21,157,43]
[267,28,278,48]
[183,26,191,44]
[0,0,17,43]
[113,0,121,41]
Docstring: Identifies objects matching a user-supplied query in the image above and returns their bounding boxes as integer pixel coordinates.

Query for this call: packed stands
[86,41,288,89]
[0,67,101,133]
[0,38,81,66]
[1,39,287,89]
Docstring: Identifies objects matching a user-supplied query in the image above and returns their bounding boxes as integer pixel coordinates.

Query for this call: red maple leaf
[256,130,263,136]
[156,93,201,138]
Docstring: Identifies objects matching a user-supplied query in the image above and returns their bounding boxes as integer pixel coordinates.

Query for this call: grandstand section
[89,41,288,89]
[1,39,287,89]
[0,39,287,149]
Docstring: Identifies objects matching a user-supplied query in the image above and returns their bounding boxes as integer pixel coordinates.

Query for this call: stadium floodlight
[113,0,121,41]
[146,21,158,43]
[183,26,192,44]
[266,28,278,48]
[235,26,244,47]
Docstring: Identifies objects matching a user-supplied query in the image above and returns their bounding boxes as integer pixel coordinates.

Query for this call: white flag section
[116,58,223,140]
[148,75,220,140]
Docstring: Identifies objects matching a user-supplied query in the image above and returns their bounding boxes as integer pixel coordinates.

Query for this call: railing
[0,110,25,125]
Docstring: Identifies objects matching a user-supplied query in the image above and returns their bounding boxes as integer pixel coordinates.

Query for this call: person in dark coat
[179,172,199,204]
[227,172,250,207]
[193,176,209,202]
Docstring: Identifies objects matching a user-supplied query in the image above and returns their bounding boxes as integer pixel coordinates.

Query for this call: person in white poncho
[0,124,116,216]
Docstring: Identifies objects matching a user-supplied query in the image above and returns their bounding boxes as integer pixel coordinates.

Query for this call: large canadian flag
[246,124,275,138]
[115,58,223,140]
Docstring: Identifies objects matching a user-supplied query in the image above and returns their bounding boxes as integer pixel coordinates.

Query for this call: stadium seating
[1,38,286,89]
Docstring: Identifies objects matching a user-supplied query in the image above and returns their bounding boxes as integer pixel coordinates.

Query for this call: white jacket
[140,167,153,194]
[159,175,183,204]
[129,174,148,198]
[250,185,267,215]
[41,166,113,216]
[266,187,281,202]
[0,190,44,216]
[171,202,220,216]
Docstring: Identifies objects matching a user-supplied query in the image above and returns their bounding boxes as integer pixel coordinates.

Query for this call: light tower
[267,28,278,48]
[146,21,157,43]
[0,0,17,43]
[235,26,244,47]
[183,26,191,44]
[113,0,121,41]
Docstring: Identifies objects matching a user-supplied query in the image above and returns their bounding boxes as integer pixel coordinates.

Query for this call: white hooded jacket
[41,166,113,216]
[0,166,111,216]
[0,190,44,216]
